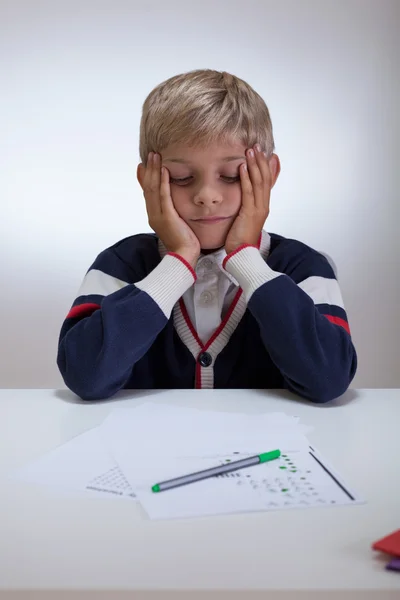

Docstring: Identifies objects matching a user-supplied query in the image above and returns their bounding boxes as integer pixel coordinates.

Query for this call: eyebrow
[163,155,245,164]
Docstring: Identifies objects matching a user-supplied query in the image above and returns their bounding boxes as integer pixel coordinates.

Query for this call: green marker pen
[152,449,281,493]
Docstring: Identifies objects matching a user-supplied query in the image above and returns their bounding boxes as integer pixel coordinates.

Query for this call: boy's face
[160,140,251,251]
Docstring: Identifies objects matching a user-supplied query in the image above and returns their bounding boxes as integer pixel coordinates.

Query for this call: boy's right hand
[143,152,201,268]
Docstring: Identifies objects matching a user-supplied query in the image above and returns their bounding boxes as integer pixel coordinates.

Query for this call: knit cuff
[223,245,281,302]
[135,254,196,318]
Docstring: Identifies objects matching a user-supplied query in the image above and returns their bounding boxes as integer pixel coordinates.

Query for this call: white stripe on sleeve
[298,276,345,308]
[77,269,129,298]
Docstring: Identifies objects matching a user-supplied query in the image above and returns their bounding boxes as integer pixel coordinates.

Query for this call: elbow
[57,351,117,402]
[310,338,358,404]
[61,375,118,402]
[56,323,126,401]
[292,379,350,405]
[306,380,349,404]
[71,382,116,402]
[59,370,113,402]
[288,348,358,405]
[307,365,357,404]
[78,390,115,402]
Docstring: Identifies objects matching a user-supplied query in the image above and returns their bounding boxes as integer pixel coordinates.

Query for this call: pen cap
[259,450,281,463]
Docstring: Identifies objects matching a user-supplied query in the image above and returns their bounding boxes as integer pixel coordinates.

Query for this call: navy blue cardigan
[57,231,357,402]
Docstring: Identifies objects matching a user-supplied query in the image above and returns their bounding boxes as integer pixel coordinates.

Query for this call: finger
[256,147,273,193]
[258,151,272,214]
[159,165,174,215]
[144,152,162,218]
[246,147,264,209]
[142,152,153,189]
[239,162,255,209]
[150,152,161,196]
[252,145,272,211]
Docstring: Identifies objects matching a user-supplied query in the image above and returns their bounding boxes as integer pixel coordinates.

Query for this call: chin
[198,236,227,251]
[192,223,231,252]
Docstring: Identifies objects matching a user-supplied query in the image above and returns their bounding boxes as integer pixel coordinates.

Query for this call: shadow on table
[255,388,361,408]
[54,387,361,408]
[53,388,162,405]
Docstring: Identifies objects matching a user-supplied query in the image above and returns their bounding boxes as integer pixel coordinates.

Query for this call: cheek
[170,189,190,219]
[226,187,242,214]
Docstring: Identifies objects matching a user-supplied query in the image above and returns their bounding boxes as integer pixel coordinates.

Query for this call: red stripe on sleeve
[66,303,101,319]
[167,252,197,282]
[222,244,257,270]
[323,314,350,334]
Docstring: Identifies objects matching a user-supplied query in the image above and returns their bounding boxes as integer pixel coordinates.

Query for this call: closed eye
[169,176,240,186]
[222,176,240,183]
[170,177,192,185]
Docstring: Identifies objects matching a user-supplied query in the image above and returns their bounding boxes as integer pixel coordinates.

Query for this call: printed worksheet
[128,447,363,520]
[12,427,136,500]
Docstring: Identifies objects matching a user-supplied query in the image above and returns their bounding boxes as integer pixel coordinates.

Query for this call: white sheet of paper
[126,448,363,520]
[100,403,310,459]
[12,427,136,500]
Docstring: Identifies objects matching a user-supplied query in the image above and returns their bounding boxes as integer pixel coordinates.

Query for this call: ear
[137,163,145,190]
[268,154,281,188]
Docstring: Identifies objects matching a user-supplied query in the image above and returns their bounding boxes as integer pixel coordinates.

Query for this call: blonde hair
[139,69,275,164]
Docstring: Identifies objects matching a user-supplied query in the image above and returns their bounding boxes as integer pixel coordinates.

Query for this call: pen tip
[152,484,160,493]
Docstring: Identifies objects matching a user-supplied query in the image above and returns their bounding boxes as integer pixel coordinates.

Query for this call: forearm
[57,254,195,400]
[224,246,357,402]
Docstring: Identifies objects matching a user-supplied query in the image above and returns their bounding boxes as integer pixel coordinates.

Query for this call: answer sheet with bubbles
[122,448,362,520]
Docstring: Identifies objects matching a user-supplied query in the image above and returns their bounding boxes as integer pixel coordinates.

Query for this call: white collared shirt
[182,248,239,344]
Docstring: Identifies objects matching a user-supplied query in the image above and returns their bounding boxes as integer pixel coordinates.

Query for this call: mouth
[192,216,230,224]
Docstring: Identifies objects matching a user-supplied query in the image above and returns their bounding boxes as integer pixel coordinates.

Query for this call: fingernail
[263,151,268,158]
[255,144,261,152]
[148,152,153,164]
[248,149,254,158]
[153,153,158,163]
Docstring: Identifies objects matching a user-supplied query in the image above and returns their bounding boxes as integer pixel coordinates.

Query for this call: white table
[0,388,399,599]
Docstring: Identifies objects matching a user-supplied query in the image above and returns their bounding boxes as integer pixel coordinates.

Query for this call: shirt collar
[157,241,238,285]
[157,230,271,286]
[197,247,239,285]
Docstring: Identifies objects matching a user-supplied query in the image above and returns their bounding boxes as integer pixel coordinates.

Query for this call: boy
[57,69,357,402]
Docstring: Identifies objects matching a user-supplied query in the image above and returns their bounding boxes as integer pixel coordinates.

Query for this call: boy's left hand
[225,144,273,255]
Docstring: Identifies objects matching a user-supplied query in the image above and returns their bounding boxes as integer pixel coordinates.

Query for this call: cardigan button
[198,351,213,367]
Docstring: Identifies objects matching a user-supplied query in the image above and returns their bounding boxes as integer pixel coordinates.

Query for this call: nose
[193,187,223,207]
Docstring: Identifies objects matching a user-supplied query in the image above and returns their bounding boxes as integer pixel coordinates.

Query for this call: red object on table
[372,530,400,557]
